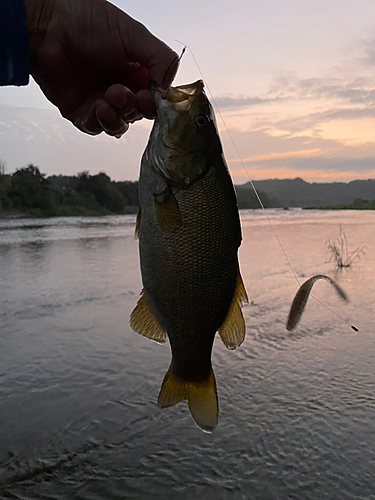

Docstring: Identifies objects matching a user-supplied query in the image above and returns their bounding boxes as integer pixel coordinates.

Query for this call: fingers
[107,5,179,88]
[74,85,155,137]
[74,99,129,137]
[105,85,156,120]
[130,29,179,88]
[96,100,130,137]
[104,85,143,122]
[134,90,156,119]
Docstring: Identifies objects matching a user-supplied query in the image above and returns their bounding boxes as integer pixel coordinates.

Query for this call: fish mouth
[166,80,204,112]
[166,80,204,101]
[151,80,204,112]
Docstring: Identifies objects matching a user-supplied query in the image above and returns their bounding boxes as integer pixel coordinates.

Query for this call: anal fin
[157,366,218,433]
[218,268,248,350]
[129,289,167,344]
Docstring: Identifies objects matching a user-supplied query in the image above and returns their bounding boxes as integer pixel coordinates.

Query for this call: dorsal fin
[129,290,167,344]
[218,268,248,350]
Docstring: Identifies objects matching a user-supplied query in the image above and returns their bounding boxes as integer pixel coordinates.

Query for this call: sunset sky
[1,0,375,183]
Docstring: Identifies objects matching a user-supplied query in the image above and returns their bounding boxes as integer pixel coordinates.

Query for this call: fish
[130,80,248,432]
[287,274,349,331]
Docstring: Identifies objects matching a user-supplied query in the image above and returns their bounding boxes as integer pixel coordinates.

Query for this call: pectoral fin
[218,269,248,350]
[134,207,141,240]
[154,186,182,232]
[129,290,167,344]
[158,366,218,433]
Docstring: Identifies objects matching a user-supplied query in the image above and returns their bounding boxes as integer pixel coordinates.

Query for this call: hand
[24,0,179,137]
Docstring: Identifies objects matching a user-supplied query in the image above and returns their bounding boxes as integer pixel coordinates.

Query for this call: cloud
[273,107,375,134]
[230,150,375,182]
[220,124,375,183]
[0,102,150,180]
[2,31,375,186]
[234,155,375,173]
[214,76,375,113]
[291,77,375,106]
[221,127,341,160]
[211,39,375,184]
[360,38,375,66]
[229,148,322,163]
[231,155,375,183]
[213,40,375,115]
[213,95,285,109]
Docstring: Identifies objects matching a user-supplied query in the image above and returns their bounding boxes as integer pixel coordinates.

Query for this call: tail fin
[157,366,218,432]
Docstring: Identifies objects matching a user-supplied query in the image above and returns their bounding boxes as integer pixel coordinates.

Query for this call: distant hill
[3,165,375,218]
[240,178,375,208]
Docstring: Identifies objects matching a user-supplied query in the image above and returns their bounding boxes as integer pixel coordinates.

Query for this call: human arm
[0,0,29,86]
[3,0,179,137]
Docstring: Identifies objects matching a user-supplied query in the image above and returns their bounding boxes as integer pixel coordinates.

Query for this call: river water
[0,210,374,499]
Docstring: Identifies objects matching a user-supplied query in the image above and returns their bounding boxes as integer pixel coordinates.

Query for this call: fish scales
[139,163,240,372]
[130,80,247,431]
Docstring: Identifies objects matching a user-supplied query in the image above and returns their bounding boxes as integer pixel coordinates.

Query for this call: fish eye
[196,115,207,127]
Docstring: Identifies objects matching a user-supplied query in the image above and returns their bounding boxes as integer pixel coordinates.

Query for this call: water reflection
[0,211,375,499]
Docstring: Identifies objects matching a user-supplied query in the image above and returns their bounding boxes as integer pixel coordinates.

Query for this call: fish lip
[166,80,204,104]
[150,80,204,102]
[169,80,204,96]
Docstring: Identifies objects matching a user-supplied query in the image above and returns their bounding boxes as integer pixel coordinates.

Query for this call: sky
[1,0,375,183]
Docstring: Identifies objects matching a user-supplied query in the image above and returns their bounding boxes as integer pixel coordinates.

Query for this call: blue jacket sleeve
[0,0,29,86]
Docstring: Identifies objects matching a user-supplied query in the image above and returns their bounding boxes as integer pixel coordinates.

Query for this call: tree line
[0,165,139,217]
[0,163,272,218]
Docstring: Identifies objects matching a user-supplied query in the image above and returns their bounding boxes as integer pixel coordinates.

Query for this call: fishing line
[174,41,371,343]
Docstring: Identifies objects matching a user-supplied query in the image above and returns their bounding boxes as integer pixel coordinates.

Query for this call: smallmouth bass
[130,80,248,432]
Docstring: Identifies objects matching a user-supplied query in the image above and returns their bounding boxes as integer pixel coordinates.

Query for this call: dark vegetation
[320,198,375,210]
[0,165,139,218]
[1,163,375,218]
[0,163,271,218]
[327,224,366,269]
